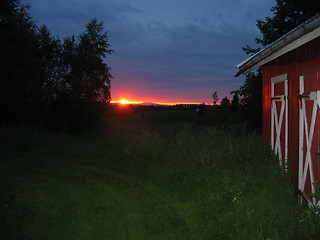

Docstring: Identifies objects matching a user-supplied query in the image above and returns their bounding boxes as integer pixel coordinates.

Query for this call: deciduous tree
[212,92,218,105]
[220,97,230,108]
[47,19,113,133]
[235,0,320,131]
[0,1,113,132]
[0,0,42,124]
[69,18,113,103]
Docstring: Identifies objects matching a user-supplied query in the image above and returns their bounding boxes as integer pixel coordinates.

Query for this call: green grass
[1,113,320,239]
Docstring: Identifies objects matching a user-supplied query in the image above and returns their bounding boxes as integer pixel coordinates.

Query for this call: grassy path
[1,153,193,240]
[0,127,196,239]
[1,125,320,239]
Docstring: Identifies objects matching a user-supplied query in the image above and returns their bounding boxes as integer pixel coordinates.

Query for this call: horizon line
[110,100,216,106]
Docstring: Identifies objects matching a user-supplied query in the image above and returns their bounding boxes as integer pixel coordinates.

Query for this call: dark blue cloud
[25,0,275,103]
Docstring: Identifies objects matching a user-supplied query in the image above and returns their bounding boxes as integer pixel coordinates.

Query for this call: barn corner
[236,13,320,206]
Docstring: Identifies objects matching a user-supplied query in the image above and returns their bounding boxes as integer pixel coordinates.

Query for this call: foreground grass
[1,120,320,239]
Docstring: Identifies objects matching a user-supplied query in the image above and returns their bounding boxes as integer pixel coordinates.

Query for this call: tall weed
[121,125,313,239]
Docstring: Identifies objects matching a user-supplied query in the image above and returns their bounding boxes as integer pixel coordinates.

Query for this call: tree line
[1,0,319,134]
[1,0,113,133]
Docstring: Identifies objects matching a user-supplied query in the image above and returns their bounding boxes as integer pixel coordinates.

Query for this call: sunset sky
[25,0,275,104]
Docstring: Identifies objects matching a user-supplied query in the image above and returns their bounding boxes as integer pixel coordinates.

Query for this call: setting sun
[111,99,144,105]
[119,99,129,104]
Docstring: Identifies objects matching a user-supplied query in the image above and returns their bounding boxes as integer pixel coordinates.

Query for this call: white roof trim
[244,27,320,73]
[236,13,320,76]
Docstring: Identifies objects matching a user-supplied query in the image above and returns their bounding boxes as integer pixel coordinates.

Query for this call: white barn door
[299,72,320,206]
[271,74,288,167]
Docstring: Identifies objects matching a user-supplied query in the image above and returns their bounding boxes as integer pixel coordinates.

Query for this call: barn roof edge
[235,12,320,77]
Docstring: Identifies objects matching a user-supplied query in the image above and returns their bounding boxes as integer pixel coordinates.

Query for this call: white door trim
[299,75,319,206]
[271,74,288,167]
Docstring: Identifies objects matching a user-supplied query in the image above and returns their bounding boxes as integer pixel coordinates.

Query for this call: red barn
[236,13,320,206]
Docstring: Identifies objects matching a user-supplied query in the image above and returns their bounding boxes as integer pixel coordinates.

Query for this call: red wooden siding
[261,37,320,189]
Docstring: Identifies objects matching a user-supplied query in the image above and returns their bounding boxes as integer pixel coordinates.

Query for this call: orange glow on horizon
[112,99,144,105]
[111,99,213,106]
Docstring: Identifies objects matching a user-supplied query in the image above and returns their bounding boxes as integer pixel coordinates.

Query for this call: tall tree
[36,25,63,102]
[243,0,320,55]
[69,18,113,102]
[235,0,320,130]
[256,0,320,47]
[47,19,113,133]
[212,92,218,105]
[0,0,43,124]
[0,1,114,132]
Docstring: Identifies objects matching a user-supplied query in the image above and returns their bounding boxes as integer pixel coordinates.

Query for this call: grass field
[1,109,320,239]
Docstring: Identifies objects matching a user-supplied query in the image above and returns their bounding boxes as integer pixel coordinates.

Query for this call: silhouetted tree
[235,0,319,131]
[0,0,43,124]
[212,92,218,105]
[36,25,63,102]
[47,19,113,133]
[67,18,113,102]
[220,97,230,108]
[230,92,240,112]
[243,0,320,55]
[256,0,320,47]
[0,1,113,133]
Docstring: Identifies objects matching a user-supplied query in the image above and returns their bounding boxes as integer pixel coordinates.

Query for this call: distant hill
[139,102,164,106]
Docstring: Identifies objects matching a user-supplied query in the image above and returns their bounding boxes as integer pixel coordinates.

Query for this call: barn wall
[262,37,320,188]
